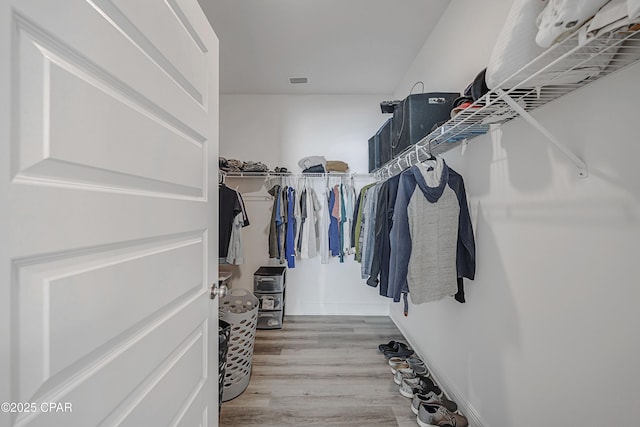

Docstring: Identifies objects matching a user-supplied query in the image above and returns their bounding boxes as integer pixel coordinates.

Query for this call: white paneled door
[0,0,219,426]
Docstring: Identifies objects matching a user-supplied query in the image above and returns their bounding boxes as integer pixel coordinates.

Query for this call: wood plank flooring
[220,315,419,427]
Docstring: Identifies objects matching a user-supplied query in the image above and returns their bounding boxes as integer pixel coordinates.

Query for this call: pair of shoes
[388,356,407,367]
[384,342,414,359]
[411,391,458,415]
[390,360,410,374]
[378,340,401,354]
[407,357,429,377]
[389,358,429,376]
[393,369,424,386]
[400,376,442,399]
[393,362,431,382]
[417,403,468,427]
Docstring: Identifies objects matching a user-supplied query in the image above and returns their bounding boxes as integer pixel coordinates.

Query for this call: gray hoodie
[388,158,475,305]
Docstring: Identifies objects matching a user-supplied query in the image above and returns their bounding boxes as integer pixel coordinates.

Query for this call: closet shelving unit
[375,23,640,180]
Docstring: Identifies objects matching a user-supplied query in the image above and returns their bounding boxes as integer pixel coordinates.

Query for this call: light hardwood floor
[220,315,420,427]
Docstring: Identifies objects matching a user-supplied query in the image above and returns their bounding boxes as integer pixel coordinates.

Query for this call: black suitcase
[378,118,392,167]
[391,92,459,158]
[368,134,380,173]
[368,118,393,172]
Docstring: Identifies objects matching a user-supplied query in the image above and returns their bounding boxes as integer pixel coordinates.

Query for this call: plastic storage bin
[255,292,284,311]
[253,266,286,293]
[218,289,258,401]
[257,311,284,329]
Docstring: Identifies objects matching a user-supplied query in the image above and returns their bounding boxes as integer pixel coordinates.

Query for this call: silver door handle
[210,283,228,300]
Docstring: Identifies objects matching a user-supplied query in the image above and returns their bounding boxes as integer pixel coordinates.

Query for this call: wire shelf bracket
[496,88,588,178]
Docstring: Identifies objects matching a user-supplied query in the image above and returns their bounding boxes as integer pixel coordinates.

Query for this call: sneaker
[384,342,414,359]
[393,369,419,385]
[411,392,458,415]
[417,404,468,427]
[389,354,427,377]
[400,376,442,399]
[378,340,400,354]
[390,360,410,375]
[388,356,409,368]
[399,377,426,398]
[408,359,429,377]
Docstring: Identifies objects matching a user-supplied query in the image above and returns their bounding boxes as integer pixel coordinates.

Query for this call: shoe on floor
[417,404,468,427]
[383,342,414,359]
[390,360,410,375]
[378,340,400,354]
[408,359,429,377]
[393,369,420,385]
[400,376,442,399]
[411,391,458,415]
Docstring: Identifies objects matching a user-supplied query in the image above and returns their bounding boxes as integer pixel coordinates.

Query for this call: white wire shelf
[375,22,640,180]
[220,171,372,179]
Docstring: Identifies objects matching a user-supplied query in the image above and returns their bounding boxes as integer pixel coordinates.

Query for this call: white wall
[389,1,640,426]
[220,94,391,315]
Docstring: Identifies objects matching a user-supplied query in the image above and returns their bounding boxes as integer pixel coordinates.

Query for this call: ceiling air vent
[289,77,308,84]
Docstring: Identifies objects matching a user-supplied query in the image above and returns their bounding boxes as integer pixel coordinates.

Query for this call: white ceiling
[199,0,450,95]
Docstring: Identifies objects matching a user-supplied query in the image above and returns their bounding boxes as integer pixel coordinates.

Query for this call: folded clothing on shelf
[219,157,269,173]
[298,155,327,171]
[302,164,326,174]
[326,160,349,173]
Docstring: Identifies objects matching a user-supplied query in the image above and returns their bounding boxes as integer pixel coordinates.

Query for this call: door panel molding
[12,14,207,200]
[87,0,206,106]
[12,231,206,402]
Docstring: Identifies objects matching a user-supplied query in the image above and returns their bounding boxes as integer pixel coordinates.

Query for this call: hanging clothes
[297,188,307,256]
[339,184,346,263]
[341,182,355,257]
[319,186,331,264]
[388,158,475,306]
[236,188,250,227]
[351,190,361,250]
[219,184,244,258]
[367,173,401,296]
[307,187,321,259]
[328,187,341,257]
[267,184,281,259]
[286,186,297,268]
[300,186,320,259]
[361,183,382,279]
[294,184,302,258]
[225,213,245,264]
[279,186,288,263]
[354,183,376,262]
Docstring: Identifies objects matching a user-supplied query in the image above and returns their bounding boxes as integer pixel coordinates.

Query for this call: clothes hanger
[422,140,437,171]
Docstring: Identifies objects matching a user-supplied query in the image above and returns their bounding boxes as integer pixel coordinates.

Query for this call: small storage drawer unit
[254,266,286,330]
[253,266,286,293]
[257,310,284,329]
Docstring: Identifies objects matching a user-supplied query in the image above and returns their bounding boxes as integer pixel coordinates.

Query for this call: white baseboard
[389,314,487,427]
[284,303,390,316]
